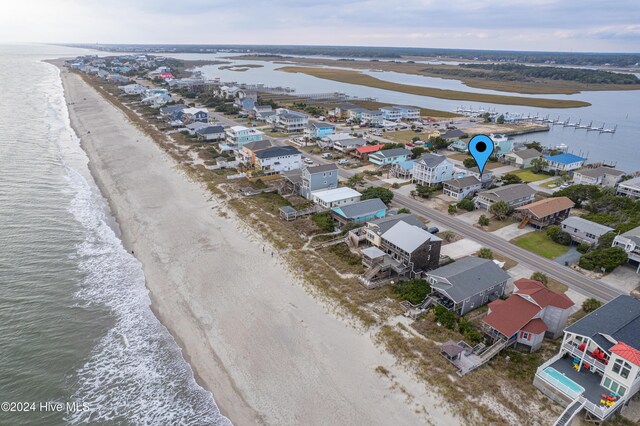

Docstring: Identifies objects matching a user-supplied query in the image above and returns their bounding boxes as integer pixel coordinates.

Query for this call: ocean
[0,44,229,425]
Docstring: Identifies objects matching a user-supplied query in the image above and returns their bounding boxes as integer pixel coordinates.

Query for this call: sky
[1,0,639,52]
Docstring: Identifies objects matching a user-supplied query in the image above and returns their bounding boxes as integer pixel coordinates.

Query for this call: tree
[545,225,561,239]
[347,174,365,188]
[478,214,490,226]
[398,208,411,214]
[577,243,590,253]
[448,204,458,215]
[490,200,512,220]
[463,158,476,169]
[530,157,549,173]
[411,146,425,159]
[411,136,420,142]
[415,185,434,199]
[457,198,475,211]
[478,248,493,259]
[481,112,491,123]
[429,136,449,150]
[501,173,523,185]
[597,232,616,250]
[582,298,602,313]
[394,279,430,305]
[530,272,549,285]
[553,231,572,246]
[361,187,394,205]
[496,114,505,124]
[524,141,543,152]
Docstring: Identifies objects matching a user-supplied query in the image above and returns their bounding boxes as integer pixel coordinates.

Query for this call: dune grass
[278,66,591,108]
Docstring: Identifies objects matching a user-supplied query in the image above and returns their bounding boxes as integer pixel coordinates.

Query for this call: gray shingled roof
[510,148,542,160]
[428,257,510,303]
[381,221,441,253]
[370,148,412,159]
[440,129,466,139]
[621,225,640,245]
[478,184,536,203]
[367,213,424,234]
[417,153,447,168]
[333,198,387,219]
[566,295,640,352]
[620,176,640,188]
[242,140,272,151]
[306,163,338,174]
[196,125,224,134]
[575,166,625,178]
[444,176,481,189]
[254,146,301,159]
[561,216,614,237]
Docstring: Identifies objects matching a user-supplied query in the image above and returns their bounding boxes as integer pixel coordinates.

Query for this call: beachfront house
[612,225,640,273]
[412,154,455,186]
[305,123,335,139]
[474,184,537,211]
[533,295,640,424]
[160,104,187,121]
[349,213,425,248]
[226,126,265,149]
[311,187,361,209]
[298,164,339,200]
[181,107,209,124]
[119,83,147,96]
[482,278,574,352]
[561,216,614,246]
[616,177,640,200]
[504,148,543,169]
[442,176,482,201]
[427,256,510,316]
[195,125,225,142]
[185,122,209,136]
[332,198,387,225]
[239,140,272,166]
[573,167,625,188]
[544,153,586,173]
[273,109,309,133]
[253,146,302,174]
[360,220,441,285]
[514,197,575,229]
[333,138,367,153]
[368,148,412,166]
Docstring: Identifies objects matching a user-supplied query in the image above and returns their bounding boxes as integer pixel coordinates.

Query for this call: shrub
[361,187,394,205]
[545,225,561,239]
[478,248,494,259]
[552,231,572,246]
[577,242,590,253]
[311,212,335,232]
[434,305,457,329]
[398,208,410,214]
[578,247,628,272]
[501,174,523,185]
[490,200,512,220]
[582,298,602,313]
[448,204,458,215]
[463,158,476,169]
[530,272,549,285]
[478,214,490,226]
[457,198,475,211]
[394,279,430,305]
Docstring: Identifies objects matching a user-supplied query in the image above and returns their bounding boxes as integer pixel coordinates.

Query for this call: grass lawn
[512,168,549,183]
[540,178,564,189]
[383,129,422,144]
[511,232,569,259]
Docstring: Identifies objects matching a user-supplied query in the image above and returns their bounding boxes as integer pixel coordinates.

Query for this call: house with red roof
[483,278,574,352]
[533,295,640,424]
[351,144,385,160]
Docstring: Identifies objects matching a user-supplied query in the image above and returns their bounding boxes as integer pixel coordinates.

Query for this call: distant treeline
[421,63,640,85]
[70,44,640,67]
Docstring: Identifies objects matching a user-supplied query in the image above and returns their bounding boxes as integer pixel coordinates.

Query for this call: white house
[616,177,640,200]
[254,146,302,174]
[443,176,482,201]
[119,83,147,95]
[412,154,455,186]
[181,107,209,123]
[612,225,640,273]
[333,138,367,153]
[273,108,309,133]
[573,167,625,187]
[312,187,362,209]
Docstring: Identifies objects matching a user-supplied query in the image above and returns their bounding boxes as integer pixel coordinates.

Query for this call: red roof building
[159,72,176,79]
[351,144,385,159]
[483,279,574,352]
[611,342,640,367]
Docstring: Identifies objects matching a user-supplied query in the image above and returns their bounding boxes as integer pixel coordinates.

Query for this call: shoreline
[53,62,457,425]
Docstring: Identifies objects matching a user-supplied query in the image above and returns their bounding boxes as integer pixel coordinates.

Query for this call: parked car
[321,153,333,159]
[303,158,314,165]
[427,227,440,234]
[337,159,349,165]
[559,183,570,189]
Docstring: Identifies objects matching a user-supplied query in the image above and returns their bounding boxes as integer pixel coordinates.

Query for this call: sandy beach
[55,64,458,425]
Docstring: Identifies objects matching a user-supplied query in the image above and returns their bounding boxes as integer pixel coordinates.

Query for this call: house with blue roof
[544,153,586,172]
[332,198,387,225]
[391,160,416,180]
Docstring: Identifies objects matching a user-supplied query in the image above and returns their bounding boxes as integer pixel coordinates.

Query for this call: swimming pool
[541,367,585,398]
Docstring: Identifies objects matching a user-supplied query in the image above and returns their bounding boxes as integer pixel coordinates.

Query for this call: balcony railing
[563,343,607,372]
[580,396,624,420]
[535,368,583,400]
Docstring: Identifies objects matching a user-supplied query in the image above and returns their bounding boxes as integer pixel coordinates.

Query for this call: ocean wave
[47,65,231,426]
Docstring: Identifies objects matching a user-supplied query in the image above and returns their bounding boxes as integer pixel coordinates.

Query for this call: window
[603,378,627,396]
[521,332,530,341]
[612,359,631,379]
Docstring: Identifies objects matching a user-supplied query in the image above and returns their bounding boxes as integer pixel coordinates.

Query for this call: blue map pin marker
[468,134,494,175]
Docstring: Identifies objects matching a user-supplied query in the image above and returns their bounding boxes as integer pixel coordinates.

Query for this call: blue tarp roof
[544,153,586,164]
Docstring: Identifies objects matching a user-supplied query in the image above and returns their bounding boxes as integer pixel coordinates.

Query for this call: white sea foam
[47,64,231,425]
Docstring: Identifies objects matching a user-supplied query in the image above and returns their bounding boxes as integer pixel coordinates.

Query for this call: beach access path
[56,65,457,425]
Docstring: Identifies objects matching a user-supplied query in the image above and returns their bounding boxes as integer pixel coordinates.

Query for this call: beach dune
[58,66,457,425]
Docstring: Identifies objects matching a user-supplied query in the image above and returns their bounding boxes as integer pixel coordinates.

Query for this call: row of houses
[329,104,421,125]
